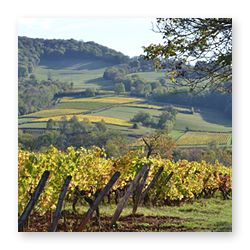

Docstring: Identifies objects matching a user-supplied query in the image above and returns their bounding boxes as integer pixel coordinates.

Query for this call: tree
[208,140,219,150]
[150,81,162,90]
[46,118,55,130]
[141,128,176,159]
[69,115,82,134]
[129,60,141,69]
[18,65,29,78]
[85,87,96,97]
[163,105,178,117]
[131,111,152,126]
[157,110,174,129]
[29,73,36,79]
[96,120,108,133]
[59,115,69,132]
[123,78,133,91]
[114,83,125,94]
[142,18,232,95]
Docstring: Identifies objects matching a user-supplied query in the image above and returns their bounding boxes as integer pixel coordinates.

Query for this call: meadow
[174,112,232,133]
[52,102,114,111]
[34,59,116,90]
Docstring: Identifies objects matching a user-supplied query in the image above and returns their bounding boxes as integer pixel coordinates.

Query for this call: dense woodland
[18,78,73,116]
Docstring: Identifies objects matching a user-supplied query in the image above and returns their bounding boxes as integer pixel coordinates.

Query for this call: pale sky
[18,18,163,58]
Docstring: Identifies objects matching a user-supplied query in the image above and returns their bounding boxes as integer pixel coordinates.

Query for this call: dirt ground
[20,211,199,232]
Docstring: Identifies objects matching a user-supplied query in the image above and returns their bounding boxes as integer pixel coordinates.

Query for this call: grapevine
[18,146,232,215]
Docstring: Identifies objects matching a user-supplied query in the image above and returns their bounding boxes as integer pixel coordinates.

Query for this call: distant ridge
[18,36,131,76]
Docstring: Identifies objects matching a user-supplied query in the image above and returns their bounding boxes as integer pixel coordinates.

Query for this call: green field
[52,102,114,111]
[91,106,162,121]
[18,117,37,124]
[34,59,117,90]
[174,112,232,132]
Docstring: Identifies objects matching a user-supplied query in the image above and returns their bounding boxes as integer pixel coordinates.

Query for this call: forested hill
[18,36,131,77]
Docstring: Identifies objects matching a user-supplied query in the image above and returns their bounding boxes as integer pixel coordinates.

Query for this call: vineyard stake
[152,171,174,206]
[110,163,148,227]
[76,171,121,232]
[140,166,164,202]
[18,170,50,232]
[132,167,150,215]
[164,171,174,185]
[48,175,72,232]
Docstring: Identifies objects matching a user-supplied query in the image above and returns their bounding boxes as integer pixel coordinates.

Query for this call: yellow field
[31,115,132,127]
[124,104,191,113]
[176,131,231,146]
[20,109,88,118]
[125,104,163,109]
[59,96,145,104]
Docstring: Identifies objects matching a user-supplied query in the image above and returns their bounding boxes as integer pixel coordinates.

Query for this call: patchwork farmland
[19,92,232,148]
[18,58,232,148]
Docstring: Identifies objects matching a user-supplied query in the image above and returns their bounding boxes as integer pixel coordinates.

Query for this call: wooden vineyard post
[164,171,174,185]
[48,175,72,232]
[132,167,149,215]
[18,170,50,232]
[110,163,149,227]
[140,166,164,202]
[76,171,121,232]
[152,171,174,206]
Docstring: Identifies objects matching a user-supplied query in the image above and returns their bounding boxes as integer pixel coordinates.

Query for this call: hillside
[18,36,232,155]
[18,36,131,76]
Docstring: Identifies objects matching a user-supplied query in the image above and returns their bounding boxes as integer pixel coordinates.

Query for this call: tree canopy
[142,18,232,94]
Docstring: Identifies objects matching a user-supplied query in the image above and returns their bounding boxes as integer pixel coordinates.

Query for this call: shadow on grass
[39,59,117,71]
[199,110,232,128]
[84,77,114,90]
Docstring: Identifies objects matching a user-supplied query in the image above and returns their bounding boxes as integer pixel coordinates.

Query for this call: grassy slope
[34,59,116,90]
[174,112,232,132]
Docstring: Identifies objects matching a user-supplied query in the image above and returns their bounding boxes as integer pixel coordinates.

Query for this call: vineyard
[176,131,231,146]
[18,146,232,232]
